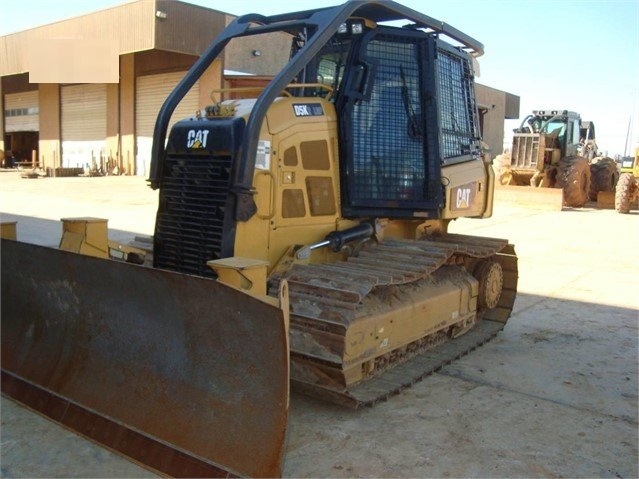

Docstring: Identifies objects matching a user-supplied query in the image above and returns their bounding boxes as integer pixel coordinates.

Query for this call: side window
[317,57,339,88]
[315,50,348,98]
[350,37,424,203]
[570,120,580,146]
[437,49,479,162]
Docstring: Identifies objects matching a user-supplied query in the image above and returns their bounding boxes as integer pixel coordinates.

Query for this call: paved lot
[1,171,638,478]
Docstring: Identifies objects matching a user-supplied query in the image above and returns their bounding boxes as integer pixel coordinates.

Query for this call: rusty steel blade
[1,239,289,478]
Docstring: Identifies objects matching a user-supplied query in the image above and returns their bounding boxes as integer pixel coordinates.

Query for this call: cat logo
[456,187,471,208]
[186,129,210,149]
[451,182,477,211]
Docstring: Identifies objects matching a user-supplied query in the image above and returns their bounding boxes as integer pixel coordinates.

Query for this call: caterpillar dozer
[1,1,518,477]
[496,109,617,208]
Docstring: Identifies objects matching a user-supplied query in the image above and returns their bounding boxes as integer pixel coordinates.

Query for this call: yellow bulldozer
[1,1,518,477]
[496,110,618,208]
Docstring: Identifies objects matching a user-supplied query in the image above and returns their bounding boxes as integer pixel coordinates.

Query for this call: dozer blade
[494,184,563,211]
[1,239,289,478]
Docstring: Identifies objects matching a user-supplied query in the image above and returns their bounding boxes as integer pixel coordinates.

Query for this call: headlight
[351,22,364,34]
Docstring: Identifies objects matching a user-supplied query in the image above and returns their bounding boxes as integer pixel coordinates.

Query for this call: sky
[1,0,638,156]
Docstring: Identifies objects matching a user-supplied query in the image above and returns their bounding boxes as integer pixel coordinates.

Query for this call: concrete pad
[285,374,636,478]
[1,171,637,478]
[442,296,638,422]
[1,398,154,478]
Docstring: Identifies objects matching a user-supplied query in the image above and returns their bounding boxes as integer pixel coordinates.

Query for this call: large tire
[615,173,635,214]
[588,157,619,201]
[557,156,591,207]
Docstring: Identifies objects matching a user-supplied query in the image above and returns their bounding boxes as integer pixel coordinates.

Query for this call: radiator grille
[511,134,540,169]
[154,154,232,278]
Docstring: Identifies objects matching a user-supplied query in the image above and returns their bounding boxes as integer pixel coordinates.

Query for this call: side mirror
[343,63,367,102]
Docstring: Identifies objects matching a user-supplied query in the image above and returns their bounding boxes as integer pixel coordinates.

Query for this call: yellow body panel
[235,97,346,271]
[207,257,270,296]
[441,160,490,219]
[59,217,145,262]
[233,97,492,274]
[342,269,478,379]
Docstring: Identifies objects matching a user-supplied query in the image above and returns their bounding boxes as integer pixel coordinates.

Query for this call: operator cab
[293,18,482,218]
[518,110,585,158]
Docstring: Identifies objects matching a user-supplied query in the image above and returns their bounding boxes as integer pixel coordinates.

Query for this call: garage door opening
[3,132,39,168]
[4,90,40,168]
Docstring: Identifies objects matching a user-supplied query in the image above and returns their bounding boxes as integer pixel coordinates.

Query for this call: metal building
[0,0,517,175]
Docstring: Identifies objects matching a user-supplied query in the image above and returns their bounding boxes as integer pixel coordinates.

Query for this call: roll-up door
[4,91,39,132]
[61,84,107,168]
[136,71,200,176]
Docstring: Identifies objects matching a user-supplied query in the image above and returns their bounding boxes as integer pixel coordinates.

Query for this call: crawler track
[278,234,518,407]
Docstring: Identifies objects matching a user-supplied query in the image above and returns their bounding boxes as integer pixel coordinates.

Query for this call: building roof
[0,0,230,77]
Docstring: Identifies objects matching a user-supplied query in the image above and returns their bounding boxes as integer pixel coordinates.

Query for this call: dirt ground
[1,170,637,478]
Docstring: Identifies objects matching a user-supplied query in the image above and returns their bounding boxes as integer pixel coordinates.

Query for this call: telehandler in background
[2,1,518,477]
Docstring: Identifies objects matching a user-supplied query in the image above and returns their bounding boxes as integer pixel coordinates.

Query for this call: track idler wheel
[474,259,504,309]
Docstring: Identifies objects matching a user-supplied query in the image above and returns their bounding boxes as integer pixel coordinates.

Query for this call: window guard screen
[437,49,478,162]
[350,37,425,205]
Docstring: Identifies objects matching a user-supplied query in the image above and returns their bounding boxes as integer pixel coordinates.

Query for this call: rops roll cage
[148,0,484,221]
